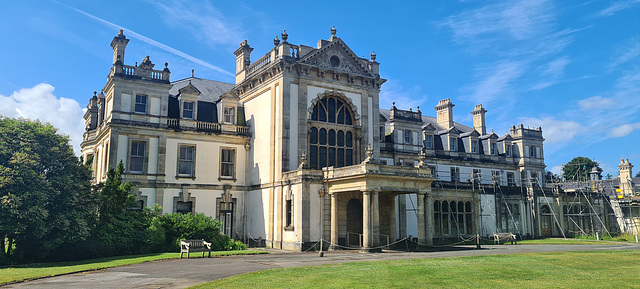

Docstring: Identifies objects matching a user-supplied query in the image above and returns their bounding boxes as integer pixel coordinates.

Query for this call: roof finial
[274,35,280,46]
[330,25,337,41]
[392,102,396,109]
[371,51,377,61]
[281,30,288,42]
[191,69,194,78]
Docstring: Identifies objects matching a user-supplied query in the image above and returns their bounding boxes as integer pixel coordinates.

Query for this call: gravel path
[6,243,640,289]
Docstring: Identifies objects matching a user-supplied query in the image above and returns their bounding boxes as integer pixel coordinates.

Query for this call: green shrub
[149,213,244,252]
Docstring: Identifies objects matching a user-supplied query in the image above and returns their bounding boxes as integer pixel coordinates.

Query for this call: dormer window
[506,144,512,157]
[490,143,497,155]
[224,107,235,124]
[449,137,457,151]
[425,135,433,149]
[135,95,147,114]
[183,101,194,119]
[472,140,478,153]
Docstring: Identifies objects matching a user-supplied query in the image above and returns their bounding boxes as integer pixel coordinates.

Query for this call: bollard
[635,234,638,243]
[476,234,481,249]
[596,232,599,241]
[319,239,324,257]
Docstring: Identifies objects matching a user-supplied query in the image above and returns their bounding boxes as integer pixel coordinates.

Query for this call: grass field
[193,249,640,289]
[0,250,266,285]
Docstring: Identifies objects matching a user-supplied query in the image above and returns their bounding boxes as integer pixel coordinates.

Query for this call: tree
[561,156,602,181]
[0,117,93,262]
[605,173,613,180]
[89,161,153,257]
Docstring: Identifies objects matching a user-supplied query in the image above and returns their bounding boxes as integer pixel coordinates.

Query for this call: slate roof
[379,109,474,133]
[170,77,234,103]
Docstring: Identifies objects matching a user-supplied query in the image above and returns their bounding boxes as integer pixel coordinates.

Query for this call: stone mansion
[81,28,618,251]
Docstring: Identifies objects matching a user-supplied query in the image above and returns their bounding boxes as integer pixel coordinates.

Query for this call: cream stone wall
[245,88,273,185]
[164,137,247,185]
[289,83,299,171]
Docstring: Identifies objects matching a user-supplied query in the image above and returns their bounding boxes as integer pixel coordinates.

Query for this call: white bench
[180,239,212,258]
[493,233,517,245]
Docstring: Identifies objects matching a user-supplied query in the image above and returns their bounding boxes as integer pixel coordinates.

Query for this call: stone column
[426,193,434,245]
[417,193,426,244]
[389,195,396,241]
[362,191,372,252]
[372,191,380,248]
[330,192,338,250]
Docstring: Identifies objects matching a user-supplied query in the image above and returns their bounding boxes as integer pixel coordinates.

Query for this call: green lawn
[0,250,266,285]
[193,249,640,289]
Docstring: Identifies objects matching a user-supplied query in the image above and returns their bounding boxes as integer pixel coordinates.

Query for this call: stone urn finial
[281,30,288,42]
[274,35,280,46]
[298,151,308,169]
[362,143,374,164]
[330,25,337,41]
[371,50,376,61]
[416,149,426,168]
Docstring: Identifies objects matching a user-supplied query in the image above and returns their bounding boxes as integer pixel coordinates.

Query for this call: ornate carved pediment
[299,40,374,77]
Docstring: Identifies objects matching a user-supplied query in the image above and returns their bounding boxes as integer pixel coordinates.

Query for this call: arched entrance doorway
[541,205,552,237]
[346,199,363,246]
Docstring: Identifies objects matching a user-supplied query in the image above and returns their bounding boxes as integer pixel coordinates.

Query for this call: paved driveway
[6,243,640,289]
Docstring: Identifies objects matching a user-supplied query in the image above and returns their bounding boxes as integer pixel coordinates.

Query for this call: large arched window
[309,95,356,169]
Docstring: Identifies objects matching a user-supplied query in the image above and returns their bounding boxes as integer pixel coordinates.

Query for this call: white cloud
[150,0,244,48]
[531,56,570,90]
[468,60,525,104]
[379,78,427,112]
[578,95,616,111]
[440,0,556,46]
[0,84,85,155]
[520,117,585,144]
[609,123,640,138]
[598,0,640,17]
[608,37,640,70]
[550,165,563,175]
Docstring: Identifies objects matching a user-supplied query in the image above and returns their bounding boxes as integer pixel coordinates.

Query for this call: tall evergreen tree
[0,117,93,262]
[561,156,602,181]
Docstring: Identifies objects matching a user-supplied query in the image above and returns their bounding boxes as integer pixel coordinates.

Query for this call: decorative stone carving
[362,143,374,164]
[298,151,308,169]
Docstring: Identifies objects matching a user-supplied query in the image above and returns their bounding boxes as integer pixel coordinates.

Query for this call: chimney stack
[471,104,487,135]
[435,98,455,129]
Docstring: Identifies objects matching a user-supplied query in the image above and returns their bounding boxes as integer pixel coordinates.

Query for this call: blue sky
[1,0,639,177]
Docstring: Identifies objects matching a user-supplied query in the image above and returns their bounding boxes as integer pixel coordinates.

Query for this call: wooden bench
[493,233,517,245]
[180,239,212,258]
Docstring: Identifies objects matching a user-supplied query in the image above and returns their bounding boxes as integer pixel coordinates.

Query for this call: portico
[324,160,436,252]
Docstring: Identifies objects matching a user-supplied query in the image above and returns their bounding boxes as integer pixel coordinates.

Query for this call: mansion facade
[81,29,617,251]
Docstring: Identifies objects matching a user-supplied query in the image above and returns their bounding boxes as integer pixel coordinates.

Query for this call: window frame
[490,143,497,155]
[128,140,146,173]
[471,140,478,153]
[220,147,236,180]
[134,94,147,114]
[182,101,195,119]
[507,172,515,186]
[450,166,460,182]
[404,129,412,144]
[425,135,433,149]
[449,137,457,151]
[177,144,196,178]
[529,146,537,158]
[223,106,235,124]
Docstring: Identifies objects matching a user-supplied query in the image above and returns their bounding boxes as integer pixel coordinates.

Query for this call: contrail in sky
[53,0,235,77]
